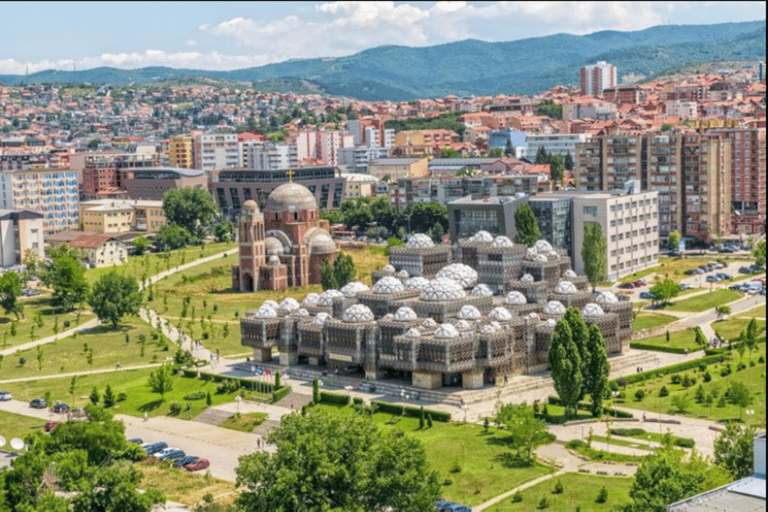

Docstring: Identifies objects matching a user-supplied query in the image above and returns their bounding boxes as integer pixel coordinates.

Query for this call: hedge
[547,396,633,419]
[610,354,723,387]
[320,392,351,406]
[370,401,451,422]
[182,369,199,379]
[272,386,291,403]
[352,397,364,405]
[628,342,690,354]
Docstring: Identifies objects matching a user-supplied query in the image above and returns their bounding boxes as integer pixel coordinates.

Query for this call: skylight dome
[543,300,566,316]
[420,278,467,301]
[393,307,418,322]
[342,304,375,323]
[505,291,527,305]
[317,289,343,306]
[489,307,513,322]
[406,233,434,249]
[554,280,578,294]
[372,276,405,294]
[457,305,482,320]
[436,263,478,288]
[340,281,369,298]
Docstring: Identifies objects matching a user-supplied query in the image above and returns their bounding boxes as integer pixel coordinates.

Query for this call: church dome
[597,291,618,304]
[309,233,336,254]
[520,273,534,283]
[434,323,460,339]
[491,235,514,248]
[277,298,300,315]
[264,182,318,213]
[534,240,553,253]
[302,293,320,307]
[242,200,260,212]
[468,230,493,243]
[265,236,284,256]
[582,303,605,318]
[312,312,330,325]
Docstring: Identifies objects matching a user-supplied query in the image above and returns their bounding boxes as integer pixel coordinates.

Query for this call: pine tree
[89,386,100,405]
[514,203,541,247]
[103,384,115,407]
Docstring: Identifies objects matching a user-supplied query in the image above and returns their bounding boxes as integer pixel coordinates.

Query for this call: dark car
[716,273,732,280]
[141,441,168,455]
[158,449,186,461]
[127,438,143,444]
[618,282,634,289]
[30,398,47,409]
[738,266,753,274]
[683,269,697,275]
[616,294,631,301]
[185,458,210,472]
[639,292,656,299]
[51,402,69,414]
[435,499,473,512]
[706,275,721,283]
[173,456,199,468]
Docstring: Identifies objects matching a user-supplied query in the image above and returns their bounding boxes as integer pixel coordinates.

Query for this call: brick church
[231,178,339,291]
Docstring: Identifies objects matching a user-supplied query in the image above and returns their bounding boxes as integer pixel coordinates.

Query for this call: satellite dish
[0,435,5,447]
[10,438,24,450]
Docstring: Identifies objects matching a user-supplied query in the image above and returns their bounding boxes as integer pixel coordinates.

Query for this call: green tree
[535,146,549,164]
[319,259,336,290]
[563,151,574,171]
[752,239,766,267]
[514,203,541,247]
[103,384,115,408]
[69,376,77,405]
[563,308,590,401]
[715,305,731,320]
[726,381,753,420]
[71,461,163,512]
[312,378,320,403]
[586,324,610,417]
[88,271,142,328]
[488,147,503,157]
[235,412,440,512]
[581,222,607,292]
[494,403,548,465]
[0,270,24,320]
[402,201,448,235]
[131,235,149,255]
[548,154,565,184]
[332,252,356,289]
[154,223,190,250]
[668,230,681,251]
[671,394,691,413]
[650,279,681,306]
[90,386,100,405]
[162,187,218,240]
[714,422,756,479]
[147,364,174,401]
[548,320,582,419]
[213,219,235,242]
[44,256,89,312]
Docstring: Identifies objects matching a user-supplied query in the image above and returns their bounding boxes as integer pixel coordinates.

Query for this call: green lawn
[712,317,766,341]
[1,294,94,350]
[219,411,268,432]
[738,305,768,319]
[614,347,766,427]
[0,409,46,450]
[538,403,596,423]
[490,473,633,512]
[633,313,677,332]
[631,328,701,352]
[0,316,174,380]
[664,289,743,312]
[309,403,555,507]
[0,369,242,419]
[137,460,237,507]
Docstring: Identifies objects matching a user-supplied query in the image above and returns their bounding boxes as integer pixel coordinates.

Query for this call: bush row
[370,401,451,422]
[547,396,633,419]
[272,386,291,403]
[196,372,284,393]
[610,354,723,387]
[628,342,690,354]
[319,392,351,405]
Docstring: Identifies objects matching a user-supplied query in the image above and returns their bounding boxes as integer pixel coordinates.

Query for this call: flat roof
[129,167,206,177]
[667,477,766,512]
[80,199,163,210]
[368,158,425,165]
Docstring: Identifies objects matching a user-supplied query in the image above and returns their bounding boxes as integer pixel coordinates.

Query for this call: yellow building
[79,199,166,233]
[168,136,193,169]
[343,173,378,199]
[366,158,429,181]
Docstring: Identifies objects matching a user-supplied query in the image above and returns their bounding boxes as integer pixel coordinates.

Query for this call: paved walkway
[0,362,163,385]
[0,316,101,357]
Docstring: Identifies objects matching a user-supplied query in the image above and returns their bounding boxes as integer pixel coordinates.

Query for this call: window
[583,206,598,216]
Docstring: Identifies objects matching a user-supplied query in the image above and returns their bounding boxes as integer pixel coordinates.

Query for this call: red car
[44,421,59,433]
[632,281,644,287]
[185,458,210,472]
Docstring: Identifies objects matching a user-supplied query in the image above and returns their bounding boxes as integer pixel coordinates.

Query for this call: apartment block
[0,169,79,235]
[71,151,161,199]
[240,140,295,170]
[527,133,591,159]
[80,199,166,233]
[193,133,240,172]
[682,132,731,240]
[575,134,645,191]
[580,61,617,97]
[646,133,683,240]
[0,209,44,268]
[167,136,193,168]
[367,158,428,181]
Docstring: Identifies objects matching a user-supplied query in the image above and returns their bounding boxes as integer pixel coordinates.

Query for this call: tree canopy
[87,271,142,328]
[585,324,610,416]
[514,203,541,247]
[753,239,766,267]
[235,412,440,512]
[714,423,756,479]
[650,279,681,306]
[320,252,356,290]
[153,223,190,250]
[0,271,24,320]
[494,403,549,464]
[147,364,174,400]
[43,255,89,312]
[581,222,607,291]
[668,230,681,251]
[162,187,218,239]
[548,320,582,419]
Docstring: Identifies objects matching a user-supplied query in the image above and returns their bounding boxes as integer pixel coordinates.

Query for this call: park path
[0,362,163,386]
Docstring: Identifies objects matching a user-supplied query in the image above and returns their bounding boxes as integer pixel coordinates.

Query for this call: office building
[122,167,208,201]
[527,133,592,160]
[447,195,528,243]
[71,152,160,199]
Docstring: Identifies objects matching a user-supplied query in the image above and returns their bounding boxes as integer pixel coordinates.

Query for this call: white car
[0,391,12,401]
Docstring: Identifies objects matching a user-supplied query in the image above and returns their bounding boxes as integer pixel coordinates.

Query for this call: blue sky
[1,1,764,74]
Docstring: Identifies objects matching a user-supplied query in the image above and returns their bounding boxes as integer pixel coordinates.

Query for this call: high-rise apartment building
[0,169,79,235]
[240,140,295,170]
[580,61,617,97]
[682,132,731,240]
[193,133,240,172]
[167,136,193,168]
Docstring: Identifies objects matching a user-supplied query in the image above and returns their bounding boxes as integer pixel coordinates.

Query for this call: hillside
[0,20,764,100]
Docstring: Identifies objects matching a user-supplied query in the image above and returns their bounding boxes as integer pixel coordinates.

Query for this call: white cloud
[186,40,197,47]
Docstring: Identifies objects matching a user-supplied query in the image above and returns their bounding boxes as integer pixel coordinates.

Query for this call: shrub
[169,402,182,415]
[670,374,681,385]
[694,385,705,403]
[703,371,712,382]
[319,392,351,405]
[634,389,645,401]
[610,428,645,437]
[609,381,619,392]
[759,355,765,364]
[117,392,127,402]
[443,478,452,486]
[271,386,290,403]
[720,365,732,377]
[370,401,451,422]
[450,461,461,473]
[595,486,608,503]
[511,492,523,503]
[206,391,212,406]
[538,496,549,509]
[182,369,198,378]
[674,437,695,448]
[698,363,707,372]
[659,386,669,397]
[352,397,364,406]
[553,480,564,494]
[63,320,71,328]
[184,390,208,401]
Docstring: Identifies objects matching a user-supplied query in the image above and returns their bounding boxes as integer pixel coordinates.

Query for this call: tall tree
[514,203,541,247]
[131,235,149,255]
[667,230,681,251]
[332,252,356,289]
[563,308,590,401]
[147,364,174,401]
[535,146,549,164]
[88,271,142,328]
[494,403,548,465]
[44,256,89,312]
[153,223,190,250]
[585,324,609,417]
[0,271,24,320]
[752,239,766,267]
[549,154,565,184]
[714,423,756,479]
[162,187,218,239]
[548,320,582,419]
[319,259,336,290]
[563,151,574,171]
[581,222,607,291]
[235,412,440,512]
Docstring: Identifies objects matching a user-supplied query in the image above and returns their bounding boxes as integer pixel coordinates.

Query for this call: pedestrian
[144,412,148,422]
[116,361,121,369]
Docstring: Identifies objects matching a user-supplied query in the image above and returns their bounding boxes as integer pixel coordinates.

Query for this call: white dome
[405,327,422,337]
[404,276,430,291]
[394,306,418,322]
[455,319,472,330]
[382,264,396,273]
[491,235,514,248]
[546,318,557,328]
[268,255,281,266]
[489,307,513,322]
[406,233,435,249]
[277,298,300,315]
[520,273,534,283]
[262,300,279,309]
[383,313,395,320]
[582,303,605,318]
[436,263,478,288]
[420,278,468,302]
[254,306,277,319]
[312,312,330,325]
[544,300,566,316]
[527,312,540,322]
[554,281,578,294]
[342,304,375,323]
[340,281,369,298]
[296,308,310,317]
[302,293,320,307]
[527,252,548,262]
[597,291,618,304]
[469,230,493,243]
[434,323,460,339]
[421,318,438,329]
[480,323,499,335]
[457,305,482,320]
[372,276,405,294]
[396,269,410,279]
[505,291,527,305]
[471,284,494,297]
[563,269,577,278]
[317,289,344,307]
[534,240,554,253]
[264,236,284,256]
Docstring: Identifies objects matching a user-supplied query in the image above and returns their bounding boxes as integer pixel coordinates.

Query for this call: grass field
[0,316,174,381]
[631,328,701,352]
[712,317,766,341]
[738,305,768,319]
[0,409,46,450]
[0,369,243,419]
[663,289,743,312]
[614,347,766,427]
[633,313,677,332]
[219,411,268,432]
[490,473,633,512]
[136,460,237,507]
[1,294,94,350]
[309,403,555,507]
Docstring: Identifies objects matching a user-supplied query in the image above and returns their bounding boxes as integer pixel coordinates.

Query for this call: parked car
[616,294,631,301]
[639,292,656,299]
[0,391,12,401]
[715,273,732,280]
[51,402,69,414]
[618,282,634,289]
[357,382,376,392]
[44,421,59,433]
[632,280,645,287]
[127,438,143,444]
[71,407,86,418]
[173,456,199,468]
[738,266,754,274]
[141,441,168,455]
[435,499,473,512]
[679,283,694,291]
[692,268,705,275]
[185,458,210,472]
[29,398,47,409]
[157,448,185,461]
[21,288,41,296]
[706,275,721,283]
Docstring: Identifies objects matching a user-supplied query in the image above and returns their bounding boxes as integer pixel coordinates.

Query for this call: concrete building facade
[580,61,617,97]
[122,167,208,201]
[0,209,44,268]
[0,168,79,235]
[79,199,166,233]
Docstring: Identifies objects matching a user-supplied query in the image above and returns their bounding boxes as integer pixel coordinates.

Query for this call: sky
[1,1,764,75]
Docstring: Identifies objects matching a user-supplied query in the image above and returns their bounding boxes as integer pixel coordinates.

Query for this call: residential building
[68,234,128,268]
[122,167,208,201]
[580,61,617,97]
[392,129,459,157]
[193,133,240,172]
[487,129,527,155]
[367,158,428,181]
[167,135,193,168]
[71,151,161,199]
[665,100,699,118]
[79,199,166,233]
[0,209,44,268]
[0,168,79,235]
[240,140,294,170]
[646,133,684,240]
[527,133,591,160]
[682,132,731,240]
[602,84,642,104]
[562,101,617,120]
[211,166,345,219]
[337,146,389,174]
[342,173,378,200]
